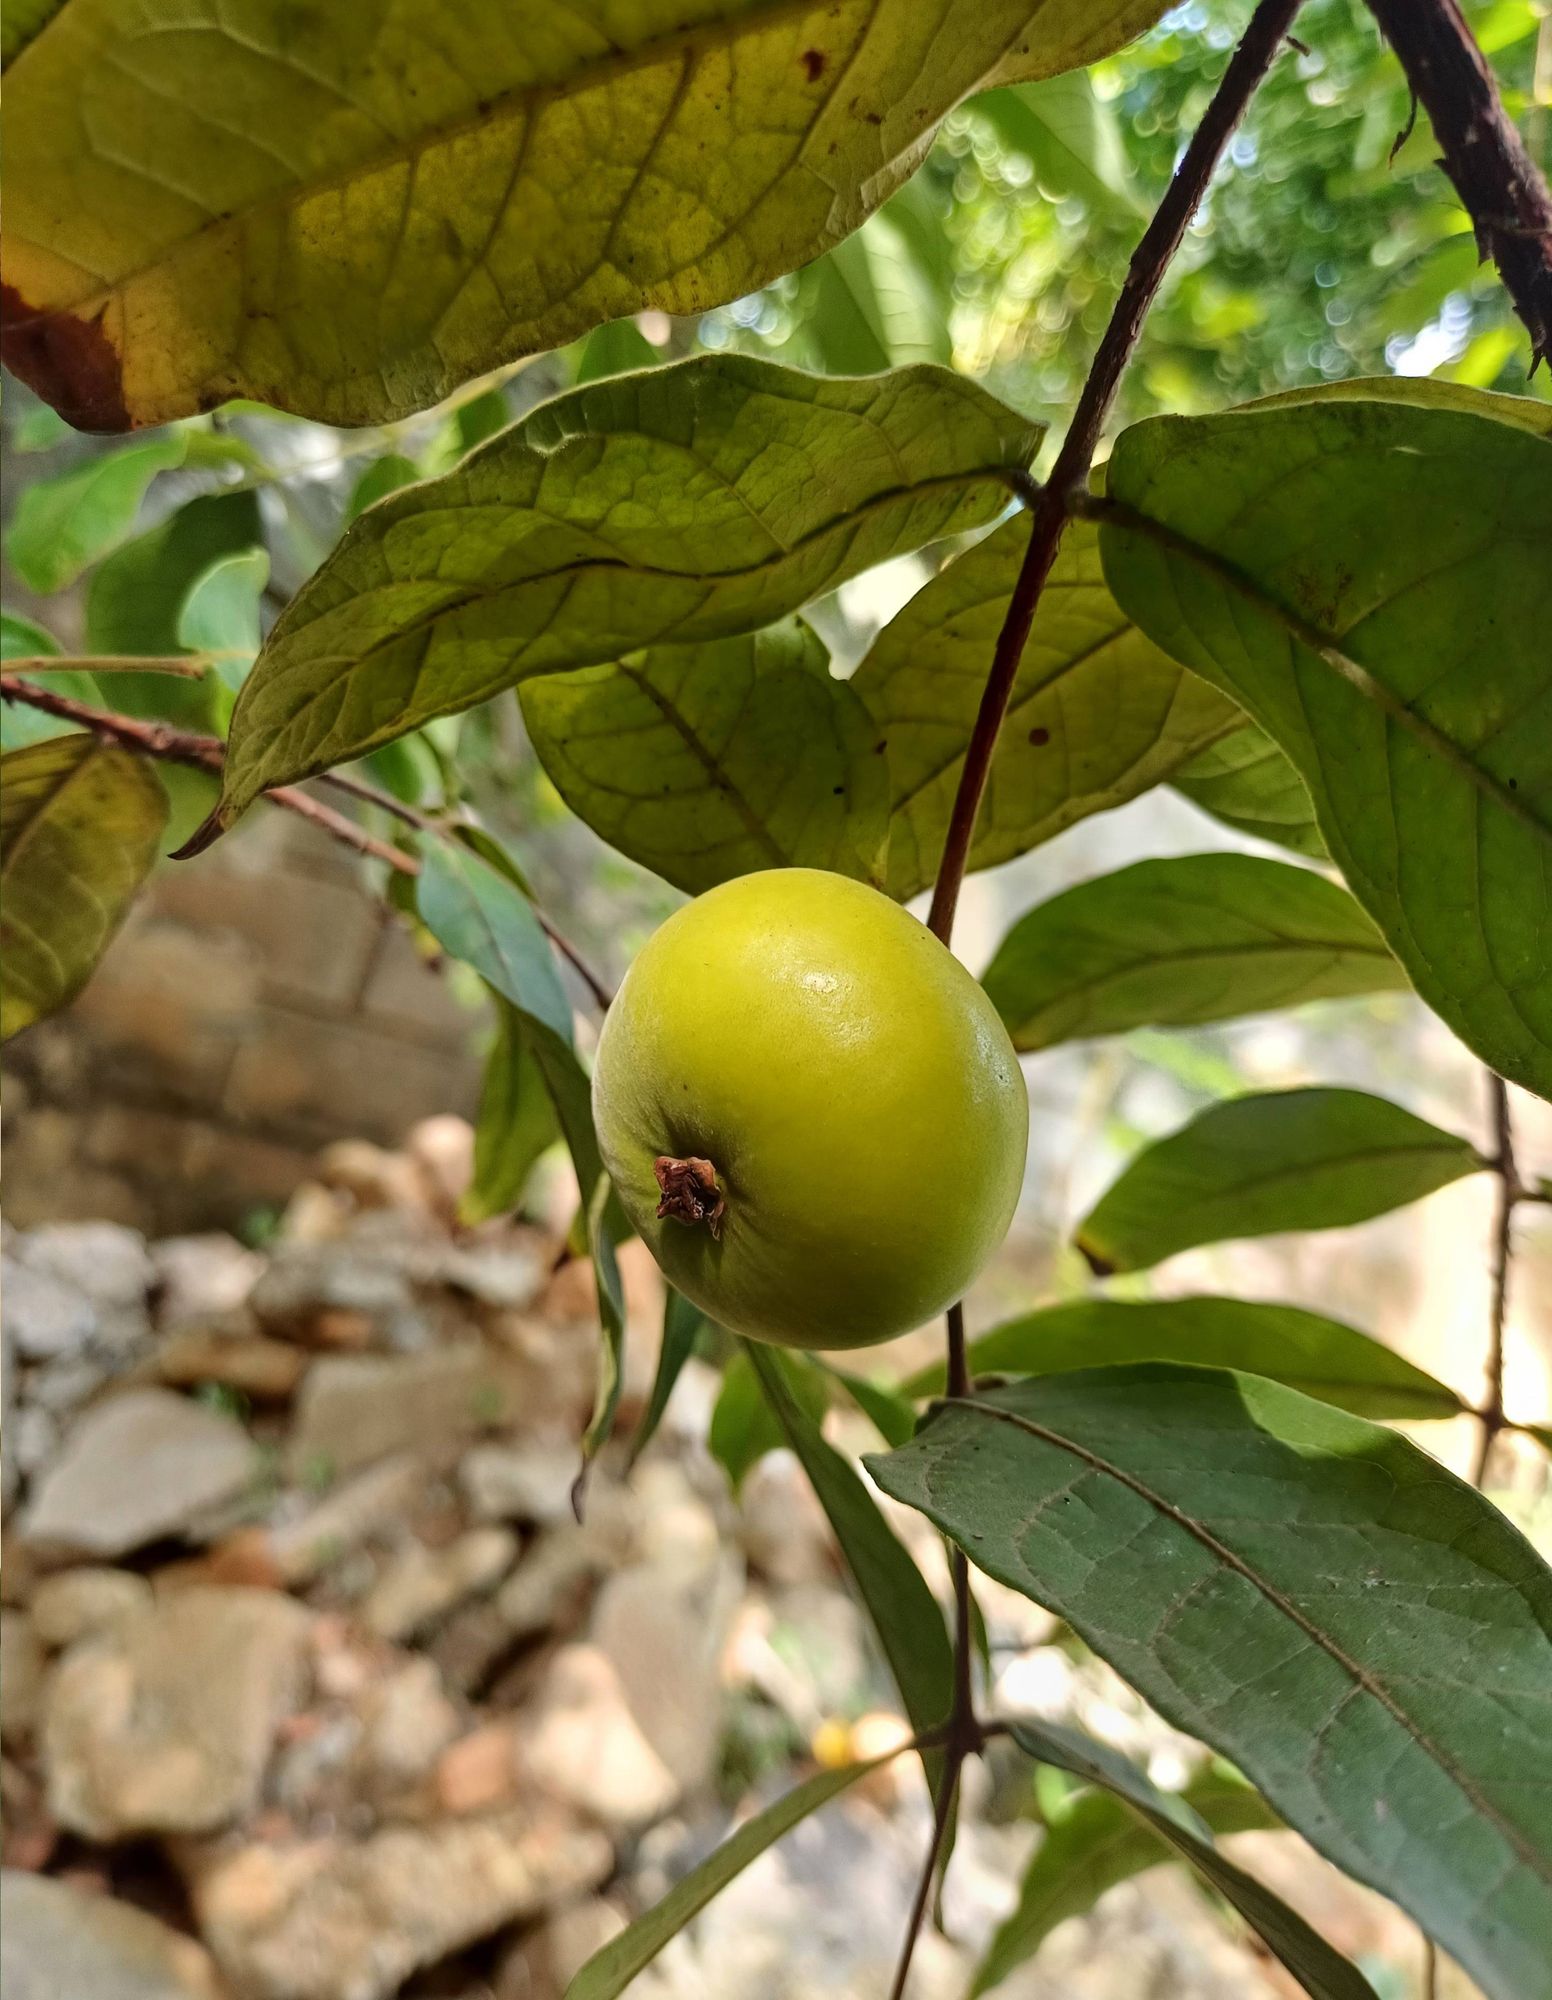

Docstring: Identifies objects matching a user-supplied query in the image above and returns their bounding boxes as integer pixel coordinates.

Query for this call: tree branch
[1471,1071,1521,1487]
[0,673,612,1011]
[924,0,1304,943]
[1365,0,1552,370]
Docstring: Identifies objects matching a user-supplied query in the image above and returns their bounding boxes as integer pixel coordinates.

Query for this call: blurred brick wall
[2,813,482,1234]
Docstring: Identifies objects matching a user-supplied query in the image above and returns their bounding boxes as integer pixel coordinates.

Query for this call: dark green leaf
[522,620,889,893]
[902,1295,1463,1421]
[998,1720,1377,2000]
[346,454,421,521]
[462,997,560,1225]
[867,1365,1552,2000]
[565,1752,899,2000]
[629,1288,707,1471]
[982,853,1404,1052]
[1100,390,1552,1101]
[1077,1088,1481,1275]
[1,736,167,1038]
[851,515,1239,899]
[708,1348,828,1496]
[973,1763,1282,1996]
[1170,723,1327,858]
[7,434,185,592]
[744,1341,954,1755]
[213,358,1043,825]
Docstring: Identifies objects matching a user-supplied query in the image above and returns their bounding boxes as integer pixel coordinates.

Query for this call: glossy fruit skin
[592,869,1028,1349]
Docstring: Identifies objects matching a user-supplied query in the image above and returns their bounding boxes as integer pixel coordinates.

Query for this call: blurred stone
[361,1528,518,1643]
[358,1659,461,1794]
[30,1568,152,1650]
[287,1349,527,1479]
[269,1456,425,1586]
[405,1115,476,1217]
[459,1442,577,1526]
[516,1644,678,1830]
[317,1140,428,1215]
[11,1223,153,1341]
[0,1611,44,1749]
[189,1809,610,2000]
[22,1390,260,1558]
[432,1240,548,1311]
[157,1327,309,1400]
[10,1406,59,1483]
[43,1586,309,1840]
[1,1870,226,2000]
[738,1451,836,1587]
[25,1351,110,1412]
[483,1313,598,1437]
[434,1721,519,1817]
[1,1256,96,1361]
[151,1234,264,1331]
[492,1533,607,1645]
[250,1244,431,1353]
[504,1897,627,1999]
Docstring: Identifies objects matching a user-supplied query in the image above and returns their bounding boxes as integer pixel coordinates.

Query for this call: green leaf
[629,1287,707,1471]
[1076,1087,1482,1275]
[974,72,1143,216]
[572,318,662,385]
[177,549,270,688]
[973,1763,1282,1996]
[2,1,1168,428]
[797,181,955,375]
[212,358,1043,829]
[744,1341,954,1754]
[522,620,889,894]
[1,736,168,1039]
[851,514,1239,900]
[820,1362,920,1449]
[0,614,98,750]
[7,434,186,593]
[1170,723,1327,859]
[0,613,61,662]
[1099,392,1552,1101]
[565,1751,899,2000]
[867,1365,1552,2000]
[461,997,560,1225]
[708,1347,828,1495]
[346,454,422,522]
[982,853,1405,1052]
[900,1295,1463,1421]
[996,1721,1377,2000]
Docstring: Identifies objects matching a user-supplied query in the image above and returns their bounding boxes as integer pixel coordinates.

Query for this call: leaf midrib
[936,1394,1552,1885]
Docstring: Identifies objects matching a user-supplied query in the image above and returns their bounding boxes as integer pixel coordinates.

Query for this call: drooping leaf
[0,735,168,1038]
[1170,723,1327,858]
[462,997,561,1225]
[997,1720,1377,2000]
[1076,1087,1482,1275]
[522,620,889,893]
[974,72,1142,216]
[629,1287,708,1470]
[211,358,1043,830]
[851,514,1239,900]
[744,1341,954,1759]
[6,434,186,593]
[708,1347,828,1495]
[982,853,1405,1052]
[867,1365,1552,2000]
[1099,391,1552,1101]
[566,1749,902,2000]
[2,0,1168,428]
[900,1295,1463,1421]
[973,1763,1283,1996]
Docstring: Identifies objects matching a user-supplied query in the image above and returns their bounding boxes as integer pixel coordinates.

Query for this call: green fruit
[592,868,1028,1349]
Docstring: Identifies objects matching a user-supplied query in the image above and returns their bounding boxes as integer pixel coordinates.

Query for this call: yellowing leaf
[1,735,167,1038]
[208,357,1042,832]
[2,0,1167,427]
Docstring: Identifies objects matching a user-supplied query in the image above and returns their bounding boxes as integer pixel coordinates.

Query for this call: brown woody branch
[1365,0,1552,370]
[1472,1072,1524,1487]
[0,674,612,1012]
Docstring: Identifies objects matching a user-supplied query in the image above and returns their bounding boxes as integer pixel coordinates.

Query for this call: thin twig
[1471,1072,1519,1487]
[1364,0,1552,368]
[885,1752,963,2000]
[0,673,613,1009]
[3,653,212,679]
[1423,1935,1439,1999]
[924,0,1303,942]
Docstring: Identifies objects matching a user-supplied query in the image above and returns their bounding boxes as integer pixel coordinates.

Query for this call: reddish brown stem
[1471,1072,1519,1488]
[1365,0,1552,369]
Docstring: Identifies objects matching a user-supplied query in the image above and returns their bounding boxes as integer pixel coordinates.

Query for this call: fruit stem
[653,1155,727,1238]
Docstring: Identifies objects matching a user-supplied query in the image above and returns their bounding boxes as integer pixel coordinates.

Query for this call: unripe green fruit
[592,869,1028,1349]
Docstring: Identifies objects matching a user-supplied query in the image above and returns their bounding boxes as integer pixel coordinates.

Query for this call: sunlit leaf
[982,853,1405,1051]
[3,0,1168,427]
[708,1346,827,1495]
[212,357,1042,830]
[7,434,186,593]
[1076,1087,1481,1275]
[1170,723,1327,858]
[796,180,955,374]
[522,620,889,893]
[900,1295,1464,1421]
[851,514,1239,900]
[1,735,167,1038]
[974,71,1142,215]
[868,1365,1552,2000]
[1100,388,1552,1100]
